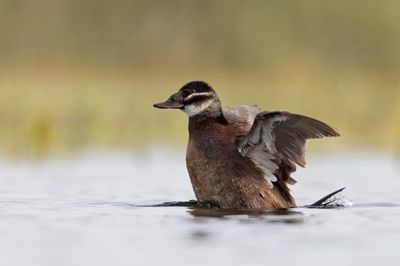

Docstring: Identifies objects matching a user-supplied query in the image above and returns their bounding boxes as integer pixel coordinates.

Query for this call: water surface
[0,149,399,266]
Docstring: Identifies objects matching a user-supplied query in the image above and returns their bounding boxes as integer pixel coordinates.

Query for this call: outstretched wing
[237,111,339,187]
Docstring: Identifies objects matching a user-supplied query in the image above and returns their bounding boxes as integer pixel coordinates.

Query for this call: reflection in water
[190,230,210,241]
[83,200,306,223]
[187,207,305,224]
[142,200,304,223]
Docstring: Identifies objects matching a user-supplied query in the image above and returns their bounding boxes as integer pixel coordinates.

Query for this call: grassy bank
[1,62,399,156]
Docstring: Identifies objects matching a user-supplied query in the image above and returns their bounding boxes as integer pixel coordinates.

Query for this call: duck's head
[153,81,221,117]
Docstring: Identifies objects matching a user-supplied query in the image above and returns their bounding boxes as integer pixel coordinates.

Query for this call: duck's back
[222,105,259,131]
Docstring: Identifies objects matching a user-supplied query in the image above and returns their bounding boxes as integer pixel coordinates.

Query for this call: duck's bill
[153,101,184,109]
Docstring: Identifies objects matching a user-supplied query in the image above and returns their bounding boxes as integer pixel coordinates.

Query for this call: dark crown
[179,81,216,103]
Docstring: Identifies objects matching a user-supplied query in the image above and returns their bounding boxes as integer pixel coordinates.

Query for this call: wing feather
[237,111,339,186]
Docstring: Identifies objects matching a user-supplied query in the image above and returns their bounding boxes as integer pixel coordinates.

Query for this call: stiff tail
[306,187,352,208]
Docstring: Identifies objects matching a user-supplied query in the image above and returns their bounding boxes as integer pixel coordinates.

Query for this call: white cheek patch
[183,92,214,102]
[183,99,213,117]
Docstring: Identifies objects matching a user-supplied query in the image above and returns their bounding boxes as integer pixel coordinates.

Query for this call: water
[0,149,399,266]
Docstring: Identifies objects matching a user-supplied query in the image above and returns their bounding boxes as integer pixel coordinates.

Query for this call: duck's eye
[181,90,191,99]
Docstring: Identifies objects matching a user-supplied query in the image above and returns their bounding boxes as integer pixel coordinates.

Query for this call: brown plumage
[154,81,339,209]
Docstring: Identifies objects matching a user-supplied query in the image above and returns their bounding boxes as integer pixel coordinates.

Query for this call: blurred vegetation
[0,0,399,156]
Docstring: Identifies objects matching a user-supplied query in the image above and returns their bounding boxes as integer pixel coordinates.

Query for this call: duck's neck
[188,101,228,133]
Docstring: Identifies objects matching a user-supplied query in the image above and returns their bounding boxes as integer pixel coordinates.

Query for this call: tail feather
[306,187,348,208]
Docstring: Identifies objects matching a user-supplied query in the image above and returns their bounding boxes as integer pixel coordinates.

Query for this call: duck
[153,81,339,209]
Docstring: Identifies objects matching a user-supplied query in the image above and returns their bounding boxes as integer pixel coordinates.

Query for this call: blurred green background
[1,0,399,156]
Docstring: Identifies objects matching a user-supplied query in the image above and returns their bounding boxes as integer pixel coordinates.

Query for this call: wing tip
[327,127,340,138]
